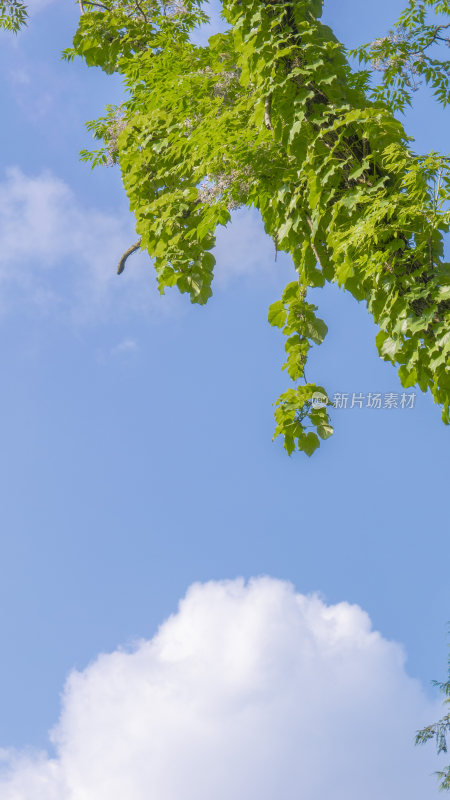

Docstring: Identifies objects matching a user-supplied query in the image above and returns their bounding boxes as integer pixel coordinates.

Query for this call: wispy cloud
[110,338,139,356]
[0,578,443,799]
[26,0,59,13]
[0,168,175,324]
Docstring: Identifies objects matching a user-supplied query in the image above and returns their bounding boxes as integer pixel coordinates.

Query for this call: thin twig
[117,239,142,275]
[78,0,85,13]
[133,0,148,22]
[264,95,273,131]
[83,0,112,10]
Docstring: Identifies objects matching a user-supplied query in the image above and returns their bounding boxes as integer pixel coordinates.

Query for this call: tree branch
[133,0,148,22]
[117,239,142,275]
[83,0,113,10]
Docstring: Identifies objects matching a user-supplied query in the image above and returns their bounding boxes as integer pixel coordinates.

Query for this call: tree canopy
[2,0,450,457]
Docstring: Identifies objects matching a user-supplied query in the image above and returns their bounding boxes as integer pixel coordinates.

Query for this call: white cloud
[0,577,444,799]
[110,337,139,356]
[0,168,175,323]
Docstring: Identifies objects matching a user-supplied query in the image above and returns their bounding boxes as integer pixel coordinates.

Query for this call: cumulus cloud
[0,577,443,799]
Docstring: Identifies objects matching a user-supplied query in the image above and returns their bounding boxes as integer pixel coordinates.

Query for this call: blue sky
[0,1,448,797]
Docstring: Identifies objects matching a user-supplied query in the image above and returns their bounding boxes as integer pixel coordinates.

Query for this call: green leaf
[317,423,334,440]
[268,300,286,328]
[301,432,320,456]
[398,365,418,388]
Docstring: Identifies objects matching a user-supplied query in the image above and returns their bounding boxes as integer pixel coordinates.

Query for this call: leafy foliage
[67,0,450,455]
[0,0,27,32]
[350,0,450,113]
[5,0,450,455]
[416,654,450,791]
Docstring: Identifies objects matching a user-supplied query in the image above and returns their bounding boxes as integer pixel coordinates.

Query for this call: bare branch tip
[117,238,142,275]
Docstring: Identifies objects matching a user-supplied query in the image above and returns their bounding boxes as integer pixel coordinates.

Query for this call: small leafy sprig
[350,0,450,113]
[416,654,450,791]
[0,0,27,32]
